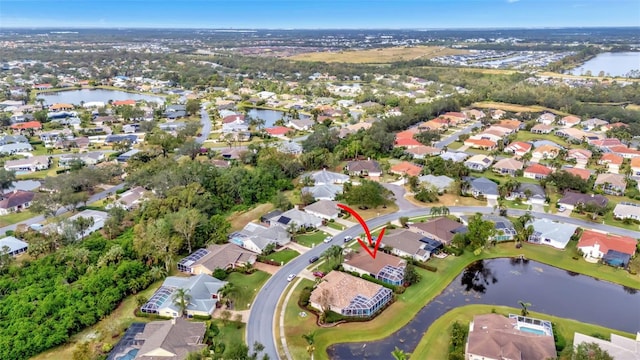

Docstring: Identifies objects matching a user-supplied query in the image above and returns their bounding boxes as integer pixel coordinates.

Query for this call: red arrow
[337,203,386,259]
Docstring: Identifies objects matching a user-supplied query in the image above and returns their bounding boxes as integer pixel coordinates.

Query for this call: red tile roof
[609,145,640,157]
[524,163,552,175]
[564,167,592,180]
[10,121,42,130]
[112,100,136,106]
[395,137,423,147]
[265,126,290,136]
[390,161,422,177]
[464,138,496,148]
[577,230,637,256]
[600,153,623,165]
[222,114,246,123]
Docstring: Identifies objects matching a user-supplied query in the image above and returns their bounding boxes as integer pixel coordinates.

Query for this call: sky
[0,0,639,29]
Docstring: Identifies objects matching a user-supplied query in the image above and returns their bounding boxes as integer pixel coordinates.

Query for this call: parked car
[344,236,353,243]
[558,205,566,212]
[309,256,319,263]
[323,236,332,243]
[313,271,325,278]
[287,274,296,282]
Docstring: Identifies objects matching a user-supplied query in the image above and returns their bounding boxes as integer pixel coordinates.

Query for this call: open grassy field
[627,104,640,111]
[282,240,640,360]
[228,203,274,231]
[413,304,635,360]
[0,210,36,228]
[226,270,271,310]
[288,46,469,64]
[473,101,571,116]
[294,230,331,248]
[265,248,300,265]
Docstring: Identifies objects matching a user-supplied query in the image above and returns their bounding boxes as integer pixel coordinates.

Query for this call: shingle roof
[0,191,35,209]
[310,271,386,310]
[0,236,28,253]
[344,250,406,276]
[302,169,349,185]
[135,317,206,359]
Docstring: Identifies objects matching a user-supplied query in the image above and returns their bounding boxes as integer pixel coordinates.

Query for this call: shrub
[299,287,312,308]
[192,314,212,321]
[443,246,464,256]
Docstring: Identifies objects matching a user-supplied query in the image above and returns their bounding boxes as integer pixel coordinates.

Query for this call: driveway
[531,203,546,213]
[381,183,419,211]
[434,121,482,148]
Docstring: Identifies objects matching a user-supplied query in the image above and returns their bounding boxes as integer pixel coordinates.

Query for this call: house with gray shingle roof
[418,174,455,193]
[134,318,206,360]
[229,222,291,253]
[0,236,28,256]
[302,169,349,185]
[303,200,340,220]
[271,208,323,230]
[141,274,226,318]
[463,177,499,200]
[528,218,578,249]
[301,184,343,201]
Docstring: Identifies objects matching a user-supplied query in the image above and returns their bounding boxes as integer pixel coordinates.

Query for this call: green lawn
[447,141,463,150]
[0,210,36,228]
[283,279,317,360]
[515,131,571,148]
[282,241,640,360]
[294,231,331,248]
[326,221,345,231]
[266,249,300,265]
[413,305,635,360]
[226,270,271,310]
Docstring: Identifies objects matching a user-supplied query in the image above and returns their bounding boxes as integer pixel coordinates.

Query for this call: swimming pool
[519,326,546,335]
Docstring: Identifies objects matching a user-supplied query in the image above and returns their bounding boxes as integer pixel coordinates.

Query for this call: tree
[173,288,191,317]
[271,192,293,211]
[322,245,344,269]
[391,347,409,360]
[72,216,95,241]
[206,214,232,245]
[339,180,394,209]
[518,300,531,316]
[220,309,232,325]
[572,342,614,360]
[185,99,201,116]
[465,213,495,251]
[302,331,316,359]
[0,168,16,194]
[170,208,205,254]
[179,139,202,160]
[403,262,420,286]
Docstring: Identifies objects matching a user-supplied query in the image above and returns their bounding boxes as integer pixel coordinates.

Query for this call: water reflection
[461,260,497,293]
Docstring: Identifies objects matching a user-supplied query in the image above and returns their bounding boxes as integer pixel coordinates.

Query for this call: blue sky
[1,0,638,29]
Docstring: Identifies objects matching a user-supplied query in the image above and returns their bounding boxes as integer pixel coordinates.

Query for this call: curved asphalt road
[247,206,640,359]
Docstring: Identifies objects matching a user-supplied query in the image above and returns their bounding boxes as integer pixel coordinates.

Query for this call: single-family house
[270,208,324,230]
[302,169,349,185]
[577,230,637,266]
[564,167,592,181]
[559,115,581,128]
[465,314,556,360]
[133,318,207,360]
[474,128,507,142]
[464,154,494,172]
[566,149,592,167]
[379,228,441,262]
[599,153,624,174]
[464,138,497,150]
[555,127,596,143]
[528,218,578,249]
[301,184,343,201]
[537,112,556,125]
[287,118,314,131]
[0,236,28,256]
[440,111,467,125]
[140,274,226,318]
[389,161,422,178]
[117,148,140,163]
[264,126,291,138]
[421,119,448,132]
[572,332,640,360]
[491,158,523,176]
[523,163,553,180]
[303,200,340,220]
[531,144,561,161]
[440,151,469,163]
[463,177,500,201]
[408,217,466,245]
[4,180,41,194]
[610,145,640,159]
[345,160,382,178]
[631,157,640,176]
[494,119,522,133]
[530,124,554,134]
[405,145,441,159]
[613,202,640,221]
[0,142,34,155]
[177,243,257,274]
[582,118,609,131]
[509,183,547,205]
[491,109,506,120]
[276,141,303,155]
[106,186,148,211]
[462,215,516,242]
[4,155,51,173]
[10,121,42,131]
[464,109,486,120]
[229,222,291,253]
[309,271,393,318]
[0,190,35,215]
[558,191,609,212]
[418,174,455,193]
[594,173,626,195]
[504,141,532,157]
[58,151,105,168]
[63,210,108,240]
[343,251,406,286]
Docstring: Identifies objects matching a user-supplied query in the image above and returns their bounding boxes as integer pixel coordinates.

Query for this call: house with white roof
[572,332,640,360]
[303,200,340,220]
[527,218,578,249]
[302,169,349,185]
[228,222,291,253]
[301,184,343,201]
[0,236,28,256]
[270,208,323,230]
[464,154,494,172]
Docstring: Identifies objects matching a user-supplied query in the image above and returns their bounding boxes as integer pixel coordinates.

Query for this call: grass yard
[351,203,399,220]
[226,270,271,310]
[294,231,331,248]
[266,249,300,265]
[432,193,486,207]
[412,304,635,360]
[446,141,463,150]
[515,130,571,148]
[288,46,469,64]
[282,240,640,359]
[282,279,317,360]
[228,203,274,231]
[0,210,36,228]
[326,221,345,231]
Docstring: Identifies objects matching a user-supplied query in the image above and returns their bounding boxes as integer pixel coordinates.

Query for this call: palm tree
[173,288,191,318]
[302,331,316,360]
[391,347,410,360]
[429,206,442,217]
[439,206,450,216]
[517,212,533,229]
[518,300,531,316]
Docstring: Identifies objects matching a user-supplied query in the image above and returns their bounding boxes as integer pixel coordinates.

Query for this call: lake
[569,52,640,77]
[37,89,165,105]
[246,108,310,128]
[328,258,640,359]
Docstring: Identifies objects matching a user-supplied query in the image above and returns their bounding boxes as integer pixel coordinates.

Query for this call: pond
[327,258,640,359]
[37,89,165,106]
[246,108,310,128]
[569,52,640,77]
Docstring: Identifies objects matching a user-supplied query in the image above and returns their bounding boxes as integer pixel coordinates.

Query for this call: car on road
[323,236,332,243]
[344,236,353,243]
[313,271,325,278]
[308,256,319,263]
[286,274,296,282]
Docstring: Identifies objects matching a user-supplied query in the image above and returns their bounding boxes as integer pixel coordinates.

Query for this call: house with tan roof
[177,243,257,274]
[531,144,561,161]
[599,153,623,174]
[504,141,531,157]
[464,154,494,171]
[133,317,207,360]
[464,109,486,120]
[404,145,441,159]
[530,124,554,134]
[421,119,448,132]
[440,111,467,125]
[345,160,382,178]
[631,157,640,176]
[408,217,466,245]
[492,158,523,176]
[555,127,600,143]
[559,115,581,128]
[523,163,552,180]
[390,161,422,177]
[564,167,592,181]
[594,173,626,195]
[582,118,609,131]
[566,148,592,167]
[49,103,74,111]
[343,250,406,286]
[577,230,637,266]
[309,271,393,318]
[4,155,51,173]
[493,119,521,134]
[466,314,556,360]
[464,138,497,150]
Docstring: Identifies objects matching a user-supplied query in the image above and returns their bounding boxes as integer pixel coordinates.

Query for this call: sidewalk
[334,217,357,228]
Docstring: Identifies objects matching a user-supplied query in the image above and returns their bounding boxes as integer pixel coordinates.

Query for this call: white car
[558,205,566,212]
[287,274,296,282]
[323,236,333,243]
